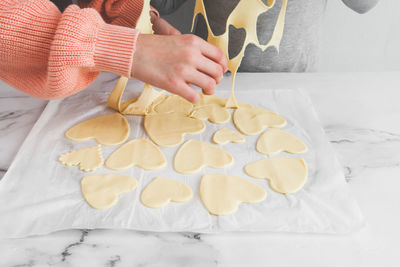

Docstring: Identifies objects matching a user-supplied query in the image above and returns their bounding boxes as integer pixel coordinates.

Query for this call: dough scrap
[59,145,103,172]
[65,113,129,146]
[141,177,193,208]
[81,174,138,210]
[245,158,307,194]
[150,94,193,115]
[174,140,233,174]
[190,104,231,124]
[192,0,288,108]
[233,106,286,135]
[107,0,162,116]
[106,138,166,171]
[144,112,205,147]
[256,129,308,155]
[212,128,245,145]
[108,80,163,115]
[200,174,267,216]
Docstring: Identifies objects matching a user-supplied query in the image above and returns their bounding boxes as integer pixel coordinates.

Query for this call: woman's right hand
[131,34,228,103]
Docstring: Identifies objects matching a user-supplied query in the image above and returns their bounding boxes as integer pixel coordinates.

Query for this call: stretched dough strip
[191,0,288,108]
[107,0,162,116]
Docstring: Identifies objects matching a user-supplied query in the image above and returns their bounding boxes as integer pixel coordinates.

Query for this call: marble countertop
[1,72,399,267]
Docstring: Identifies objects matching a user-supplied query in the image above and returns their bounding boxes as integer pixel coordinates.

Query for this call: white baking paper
[0,84,365,238]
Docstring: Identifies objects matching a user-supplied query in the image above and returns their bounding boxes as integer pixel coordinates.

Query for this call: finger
[197,56,224,84]
[185,68,216,95]
[165,80,200,103]
[199,41,228,72]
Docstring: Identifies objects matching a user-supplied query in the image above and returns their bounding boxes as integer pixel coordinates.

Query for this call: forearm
[342,0,380,14]
[0,0,138,99]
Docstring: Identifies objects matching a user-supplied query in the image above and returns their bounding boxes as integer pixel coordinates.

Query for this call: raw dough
[141,177,193,208]
[212,128,245,145]
[245,158,307,194]
[192,0,288,108]
[105,138,166,171]
[150,94,193,115]
[174,140,233,174]
[190,104,231,124]
[256,128,307,155]
[65,113,129,146]
[144,112,205,147]
[108,80,163,115]
[233,106,286,135]
[200,174,266,216]
[81,174,138,210]
[107,0,162,116]
[59,145,103,172]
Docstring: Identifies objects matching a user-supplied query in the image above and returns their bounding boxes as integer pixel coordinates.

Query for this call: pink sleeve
[0,0,140,99]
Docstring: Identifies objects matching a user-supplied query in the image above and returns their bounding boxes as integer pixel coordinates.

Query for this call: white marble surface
[1,72,399,266]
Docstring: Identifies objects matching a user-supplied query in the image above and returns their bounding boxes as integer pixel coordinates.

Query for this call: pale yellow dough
[141,177,193,208]
[144,112,205,147]
[174,140,233,174]
[105,138,166,171]
[81,174,138,210]
[65,113,129,146]
[233,106,286,135]
[59,145,103,172]
[200,174,267,216]
[256,128,308,155]
[192,0,288,108]
[191,104,231,124]
[245,158,308,194]
[212,128,245,145]
[150,94,193,115]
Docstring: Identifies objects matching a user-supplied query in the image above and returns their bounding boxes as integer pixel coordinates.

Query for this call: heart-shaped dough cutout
[144,112,205,147]
[150,94,193,115]
[256,128,307,155]
[213,128,245,145]
[59,145,103,172]
[191,104,231,124]
[81,174,138,210]
[174,140,233,174]
[245,158,307,194]
[233,106,286,135]
[65,113,130,146]
[105,138,166,170]
[141,177,193,208]
[200,174,267,216]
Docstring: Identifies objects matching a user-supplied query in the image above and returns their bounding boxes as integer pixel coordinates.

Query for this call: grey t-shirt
[151,0,379,72]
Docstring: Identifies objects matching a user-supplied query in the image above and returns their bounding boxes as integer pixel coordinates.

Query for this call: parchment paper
[0,86,365,238]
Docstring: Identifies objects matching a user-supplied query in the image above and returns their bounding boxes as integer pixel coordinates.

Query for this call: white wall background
[163,0,400,72]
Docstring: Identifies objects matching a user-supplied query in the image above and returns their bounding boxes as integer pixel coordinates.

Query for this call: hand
[131,34,228,103]
[151,15,180,35]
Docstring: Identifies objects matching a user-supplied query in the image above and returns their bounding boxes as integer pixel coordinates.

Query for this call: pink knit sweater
[0,0,152,99]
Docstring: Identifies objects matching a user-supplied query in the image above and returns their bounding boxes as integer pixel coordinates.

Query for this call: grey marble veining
[1,72,400,267]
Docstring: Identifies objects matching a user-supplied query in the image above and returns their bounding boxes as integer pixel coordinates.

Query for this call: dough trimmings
[192,0,288,108]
